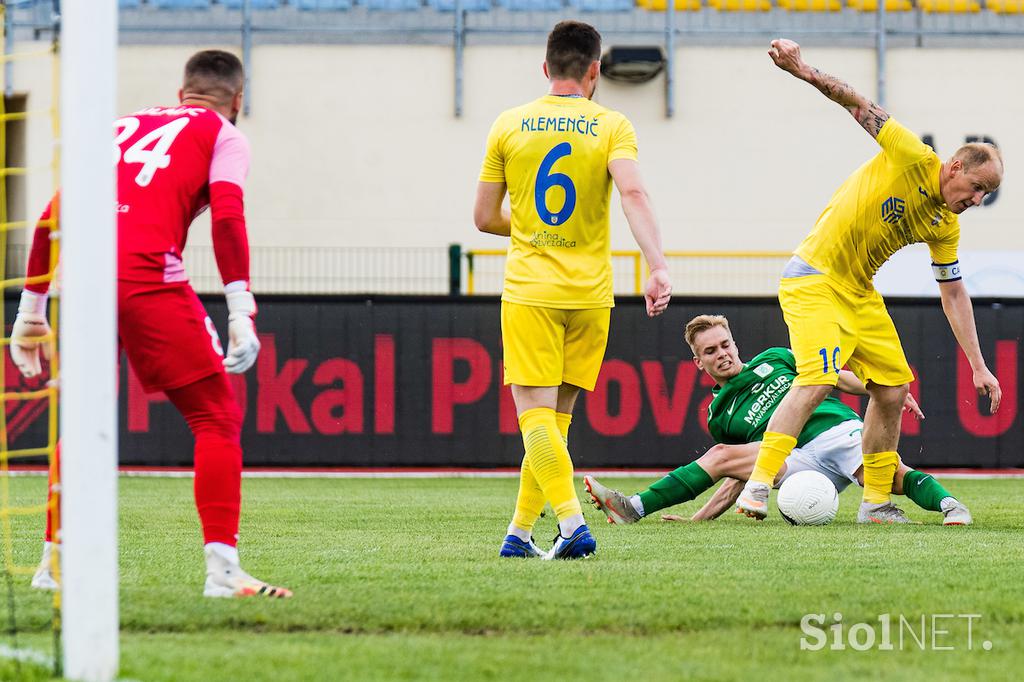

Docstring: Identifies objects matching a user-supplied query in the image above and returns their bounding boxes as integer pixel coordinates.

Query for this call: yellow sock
[519,407,581,521]
[862,451,899,504]
[511,454,546,532]
[750,432,797,486]
[511,414,572,530]
[555,412,572,445]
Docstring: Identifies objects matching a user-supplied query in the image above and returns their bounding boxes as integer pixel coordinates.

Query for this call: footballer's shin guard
[518,408,582,522]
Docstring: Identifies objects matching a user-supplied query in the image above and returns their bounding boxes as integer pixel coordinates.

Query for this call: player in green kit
[585,314,972,525]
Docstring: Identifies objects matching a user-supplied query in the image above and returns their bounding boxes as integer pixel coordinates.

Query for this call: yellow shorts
[779,275,914,388]
[500,301,611,391]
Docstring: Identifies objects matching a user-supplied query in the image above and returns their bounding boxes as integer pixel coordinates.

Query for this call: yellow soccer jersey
[479,95,637,309]
[795,117,960,291]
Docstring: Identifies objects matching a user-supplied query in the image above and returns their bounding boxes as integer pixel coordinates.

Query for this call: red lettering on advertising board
[311,359,364,435]
[127,367,246,433]
[256,334,311,433]
[587,360,641,436]
[641,361,699,435]
[957,341,1017,437]
[432,338,491,434]
[374,334,395,434]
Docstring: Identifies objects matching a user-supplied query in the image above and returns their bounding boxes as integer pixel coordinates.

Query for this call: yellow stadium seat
[986,0,1023,12]
[709,0,770,9]
[919,0,980,10]
[636,0,703,9]
[777,0,841,10]
[845,0,912,11]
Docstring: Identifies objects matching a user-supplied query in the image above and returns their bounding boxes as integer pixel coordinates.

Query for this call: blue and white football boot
[543,525,596,560]
[499,534,545,558]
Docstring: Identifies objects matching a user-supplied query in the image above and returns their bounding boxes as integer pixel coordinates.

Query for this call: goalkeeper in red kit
[11,50,290,598]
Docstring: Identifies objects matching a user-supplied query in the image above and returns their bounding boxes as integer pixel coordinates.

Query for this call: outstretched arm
[939,279,1001,413]
[608,158,671,317]
[837,370,924,420]
[690,478,745,521]
[769,38,889,139]
[662,478,744,522]
[836,370,868,396]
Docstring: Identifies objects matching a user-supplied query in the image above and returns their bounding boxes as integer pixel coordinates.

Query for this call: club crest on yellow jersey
[881,196,906,225]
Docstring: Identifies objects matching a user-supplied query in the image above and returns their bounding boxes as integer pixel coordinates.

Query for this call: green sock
[902,470,955,512]
[637,462,714,516]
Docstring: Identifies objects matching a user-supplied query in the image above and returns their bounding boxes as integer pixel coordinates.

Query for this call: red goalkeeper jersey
[115,105,250,284]
[27,104,252,293]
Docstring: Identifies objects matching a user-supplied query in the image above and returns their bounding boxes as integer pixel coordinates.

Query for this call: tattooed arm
[768,38,890,139]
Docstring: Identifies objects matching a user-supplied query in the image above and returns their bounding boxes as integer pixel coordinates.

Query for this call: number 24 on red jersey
[114,115,191,187]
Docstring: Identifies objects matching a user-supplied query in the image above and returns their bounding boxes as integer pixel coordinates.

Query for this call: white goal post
[59,0,119,680]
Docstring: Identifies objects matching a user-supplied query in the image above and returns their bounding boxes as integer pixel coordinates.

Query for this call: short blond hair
[953,142,1003,174]
[684,314,731,355]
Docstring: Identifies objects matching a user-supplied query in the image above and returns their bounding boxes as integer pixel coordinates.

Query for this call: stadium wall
[11,43,1024,262]
[5,296,1020,469]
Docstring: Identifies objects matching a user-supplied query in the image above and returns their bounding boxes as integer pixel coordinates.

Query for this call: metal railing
[4,242,792,295]
[4,243,455,295]
[465,248,792,295]
[465,248,645,294]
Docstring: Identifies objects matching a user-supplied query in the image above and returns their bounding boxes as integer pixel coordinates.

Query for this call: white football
[777,470,839,526]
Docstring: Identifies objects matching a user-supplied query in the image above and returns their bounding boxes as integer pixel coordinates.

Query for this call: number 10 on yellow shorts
[780,275,915,388]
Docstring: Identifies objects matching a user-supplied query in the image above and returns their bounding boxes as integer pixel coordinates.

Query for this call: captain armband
[932,261,962,283]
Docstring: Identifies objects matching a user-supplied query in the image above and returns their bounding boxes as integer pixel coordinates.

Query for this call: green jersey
[706,347,861,448]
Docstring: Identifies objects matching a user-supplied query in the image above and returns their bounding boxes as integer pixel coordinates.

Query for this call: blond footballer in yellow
[474,21,671,559]
[737,39,1003,524]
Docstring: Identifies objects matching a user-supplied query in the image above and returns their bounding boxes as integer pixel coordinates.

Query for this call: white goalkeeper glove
[10,290,51,379]
[223,286,260,374]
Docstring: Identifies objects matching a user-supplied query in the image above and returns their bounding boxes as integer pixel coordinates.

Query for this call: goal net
[0,1,61,676]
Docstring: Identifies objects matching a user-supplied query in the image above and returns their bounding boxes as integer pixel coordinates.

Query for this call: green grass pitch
[1,475,1022,681]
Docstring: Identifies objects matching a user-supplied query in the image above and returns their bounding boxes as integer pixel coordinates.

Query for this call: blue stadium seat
[498,0,564,8]
[152,0,211,8]
[428,0,492,9]
[119,0,142,8]
[223,0,282,8]
[365,0,422,8]
[295,0,353,8]
[569,0,634,9]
